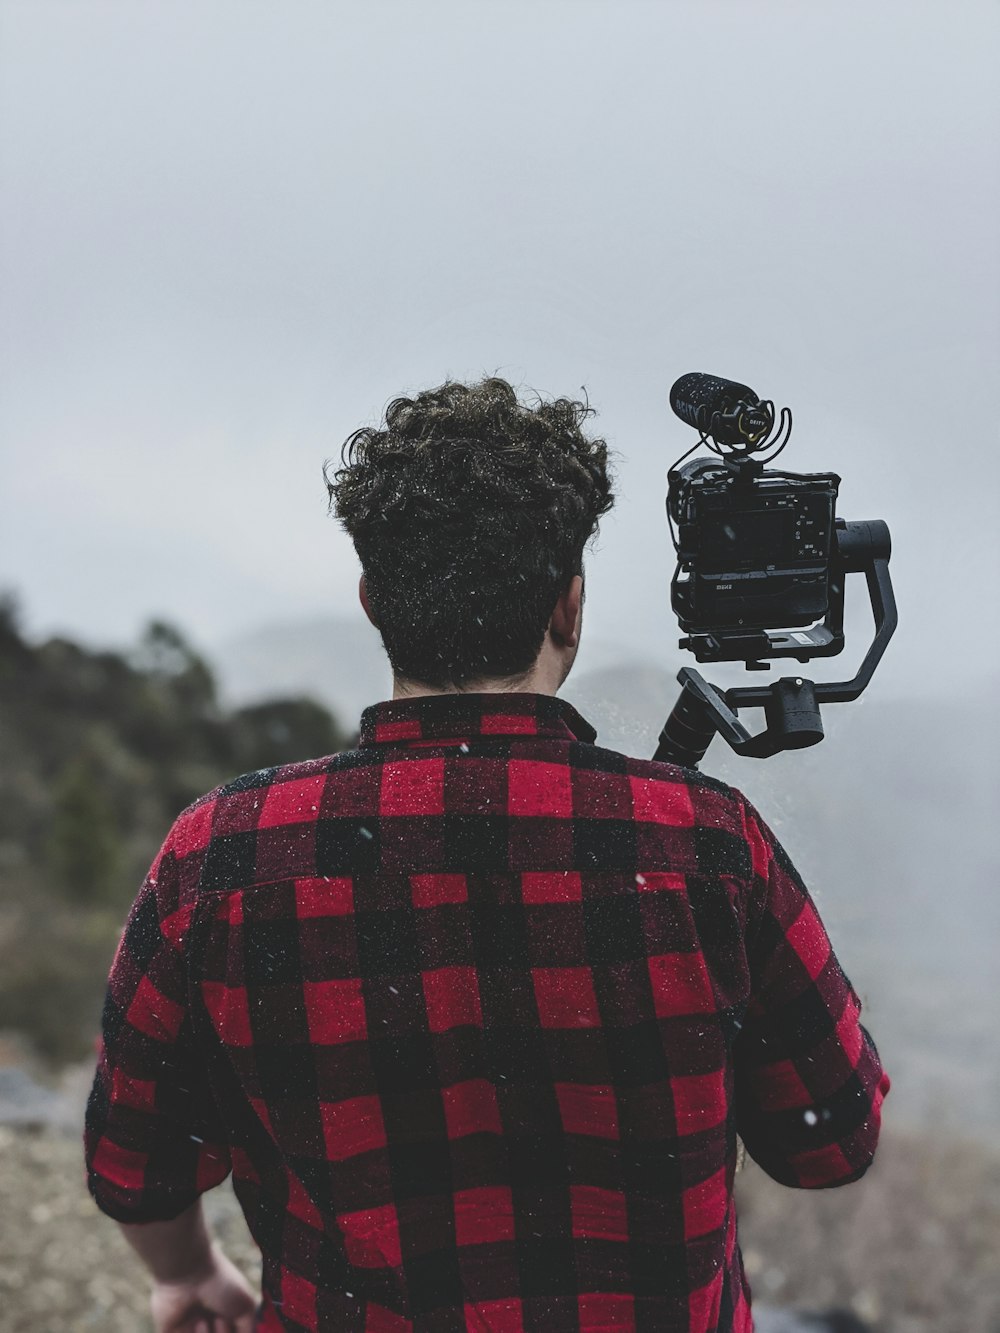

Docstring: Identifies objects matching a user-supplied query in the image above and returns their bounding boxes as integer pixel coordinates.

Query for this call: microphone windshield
[670,373,770,447]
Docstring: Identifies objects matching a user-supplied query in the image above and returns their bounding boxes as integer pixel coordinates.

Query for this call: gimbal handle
[654,522,897,768]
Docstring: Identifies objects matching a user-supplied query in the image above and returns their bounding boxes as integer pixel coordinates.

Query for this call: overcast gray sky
[1,0,998,700]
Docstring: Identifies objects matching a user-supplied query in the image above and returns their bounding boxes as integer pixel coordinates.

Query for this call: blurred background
[0,2,997,1329]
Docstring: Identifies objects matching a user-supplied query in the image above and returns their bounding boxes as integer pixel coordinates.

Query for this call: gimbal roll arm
[654,520,897,769]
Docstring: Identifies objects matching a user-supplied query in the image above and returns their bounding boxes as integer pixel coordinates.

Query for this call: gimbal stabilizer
[653,375,898,770]
[654,519,896,767]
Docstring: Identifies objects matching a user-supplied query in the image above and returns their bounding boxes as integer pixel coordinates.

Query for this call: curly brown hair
[327,377,614,689]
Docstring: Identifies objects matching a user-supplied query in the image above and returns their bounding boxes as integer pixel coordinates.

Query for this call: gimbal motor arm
[654,520,897,768]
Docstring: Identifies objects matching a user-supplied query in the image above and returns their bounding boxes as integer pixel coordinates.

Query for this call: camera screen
[700,508,797,567]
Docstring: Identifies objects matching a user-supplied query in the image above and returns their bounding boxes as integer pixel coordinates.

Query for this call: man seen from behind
[85,378,889,1332]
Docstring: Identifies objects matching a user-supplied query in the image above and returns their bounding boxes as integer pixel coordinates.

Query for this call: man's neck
[392,651,570,701]
[392,672,554,701]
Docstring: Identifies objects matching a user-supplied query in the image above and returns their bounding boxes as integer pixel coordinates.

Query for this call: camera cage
[668,452,844,669]
[654,382,897,769]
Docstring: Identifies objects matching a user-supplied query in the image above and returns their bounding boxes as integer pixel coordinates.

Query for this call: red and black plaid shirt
[85,693,888,1333]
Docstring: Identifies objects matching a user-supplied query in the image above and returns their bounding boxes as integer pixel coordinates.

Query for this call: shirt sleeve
[733,799,890,1189]
[84,820,232,1222]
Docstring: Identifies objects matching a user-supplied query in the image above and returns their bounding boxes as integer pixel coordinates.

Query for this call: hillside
[0,598,348,1062]
[2,1112,997,1332]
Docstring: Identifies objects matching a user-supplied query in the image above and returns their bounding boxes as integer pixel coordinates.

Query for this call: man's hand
[148,1243,258,1333]
[117,1198,258,1331]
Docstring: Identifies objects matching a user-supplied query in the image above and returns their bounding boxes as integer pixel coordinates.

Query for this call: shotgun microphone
[669,373,773,449]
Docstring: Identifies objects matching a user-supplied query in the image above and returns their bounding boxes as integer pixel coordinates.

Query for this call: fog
[1,0,997,704]
[2,0,999,1130]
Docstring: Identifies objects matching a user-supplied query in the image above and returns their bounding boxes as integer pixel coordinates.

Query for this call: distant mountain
[212,615,392,733]
[211,616,645,735]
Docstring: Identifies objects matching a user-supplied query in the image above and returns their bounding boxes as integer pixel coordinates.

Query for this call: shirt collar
[358,692,597,748]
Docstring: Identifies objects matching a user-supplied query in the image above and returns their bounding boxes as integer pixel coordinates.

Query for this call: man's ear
[550,574,583,648]
[358,574,378,628]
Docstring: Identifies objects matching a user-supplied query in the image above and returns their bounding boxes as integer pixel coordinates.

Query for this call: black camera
[668,453,840,665]
[654,374,897,767]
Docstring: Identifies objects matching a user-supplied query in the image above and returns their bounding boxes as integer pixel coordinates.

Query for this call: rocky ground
[0,1062,997,1332]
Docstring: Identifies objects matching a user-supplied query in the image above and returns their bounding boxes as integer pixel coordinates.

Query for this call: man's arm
[120,1197,215,1282]
[733,800,890,1188]
[84,815,258,1326]
[120,1200,256,1333]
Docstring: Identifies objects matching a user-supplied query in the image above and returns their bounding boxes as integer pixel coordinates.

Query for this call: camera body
[668,455,841,663]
